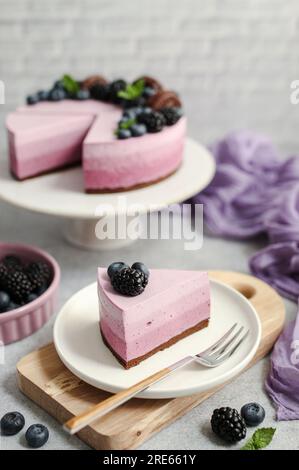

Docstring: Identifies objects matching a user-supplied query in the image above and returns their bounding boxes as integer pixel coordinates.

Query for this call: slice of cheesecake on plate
[98,265,210,369]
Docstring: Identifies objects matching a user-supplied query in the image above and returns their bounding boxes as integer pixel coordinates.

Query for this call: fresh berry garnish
[160,107,182,125]
[53,80,65,90]
[1,411,25,435]
[90,83,110,101]
[26,261,52,291]
[131,124,147,137]
[241,403,265,427]
[25,424,49,448]
[123,96,146,109]
[137,111,165,133]
[49,88,66,101]
[26,94,39,105]
[117,129,132,139]
[112,267,146,296]
[131,262,149,286]
[75,89,90,100]
[108,79,127,103]
[0,291,10,312]
[37,90,50,101]
[211,407,246,443]
[107,262,128,280]
[143,86,156,98]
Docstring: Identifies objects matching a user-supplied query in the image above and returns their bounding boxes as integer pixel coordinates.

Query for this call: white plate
[53,280,261,399]
[0,138,215,219]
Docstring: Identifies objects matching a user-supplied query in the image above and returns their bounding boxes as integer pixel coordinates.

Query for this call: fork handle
[64,367,172,434]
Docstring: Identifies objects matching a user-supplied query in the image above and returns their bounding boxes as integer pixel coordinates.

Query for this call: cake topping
[107,262,149,296]
[25,74,183,139]
[137,110,165,133]
[148,90,182,110]
[112,267,146,296]
[107,262,129,280]
[160,107,182,126]
[81,75,107,90]
[134,75,163,93]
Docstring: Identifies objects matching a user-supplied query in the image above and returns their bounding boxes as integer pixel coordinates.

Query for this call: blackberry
[0,264,34,304]
[3,255,22,269]
[107,79,127,103]
[112,267,146,296]
[26,262,52,290]
[211,407,246,443]
[137,111,165,133]
[160,107,182,126]
[90,83,110,101]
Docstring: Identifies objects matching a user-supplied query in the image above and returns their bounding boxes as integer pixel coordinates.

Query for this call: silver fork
[64,323,249,435]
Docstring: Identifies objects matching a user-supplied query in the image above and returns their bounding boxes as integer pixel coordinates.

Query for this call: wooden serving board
[17,271,285,450]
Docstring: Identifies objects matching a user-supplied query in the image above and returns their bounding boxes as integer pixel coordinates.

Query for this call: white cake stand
[0,138,215,250]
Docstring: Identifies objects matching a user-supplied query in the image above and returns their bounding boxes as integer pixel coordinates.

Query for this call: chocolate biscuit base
[85,166,180,194]
[100,318,209,369]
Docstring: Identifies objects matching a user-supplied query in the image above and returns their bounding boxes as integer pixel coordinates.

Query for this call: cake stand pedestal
[0,138,215,251]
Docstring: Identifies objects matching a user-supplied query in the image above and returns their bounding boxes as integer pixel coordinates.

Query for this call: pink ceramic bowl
[0,243,60,344]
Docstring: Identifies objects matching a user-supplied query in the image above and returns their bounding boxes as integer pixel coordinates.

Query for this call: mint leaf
[241,428,276,450]
[117,79,145,100]
[62,74,80,94]
[119,118,136,130]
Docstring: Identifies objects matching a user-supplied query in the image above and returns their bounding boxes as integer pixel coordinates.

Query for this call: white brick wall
[1,0,299,153]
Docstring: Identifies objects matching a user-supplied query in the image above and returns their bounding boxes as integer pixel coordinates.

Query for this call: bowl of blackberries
[0,243,60,344]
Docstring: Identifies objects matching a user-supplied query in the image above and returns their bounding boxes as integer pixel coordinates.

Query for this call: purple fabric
[193,130,299,420]
[266,314,299,420]
[250,243,299,302]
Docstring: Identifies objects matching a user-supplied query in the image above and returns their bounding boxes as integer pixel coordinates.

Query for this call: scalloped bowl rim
[0,242,60,322]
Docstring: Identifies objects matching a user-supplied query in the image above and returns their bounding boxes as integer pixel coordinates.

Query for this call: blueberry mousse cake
[7,74,186,192]
[98,262,210,369]
[0,254,52,313]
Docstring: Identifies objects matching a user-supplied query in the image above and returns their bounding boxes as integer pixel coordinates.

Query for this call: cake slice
[84,114,186,193]
[98,266,210,369]
[7,112,95,180]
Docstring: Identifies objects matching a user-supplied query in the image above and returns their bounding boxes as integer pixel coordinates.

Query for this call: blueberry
[241,402,265,427]
[1,411,25,435]
[131,123,147,137]
[143,86,156,98]
[26,94,39,105]
[4,302,20,312]
[37,90,50,101]
[75,89,90,100]
[117,129,132,139]
[142,107,152,114]
[53,80,64,90]
[123,109,137,119]
[107,262,128,280]
[25,424,49,448]
[27,293,38,304]
[0,291,10,312]
[49,88,66,101]
[131,262,149,279]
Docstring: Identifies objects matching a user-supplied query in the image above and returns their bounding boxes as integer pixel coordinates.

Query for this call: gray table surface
[0,199,298,451]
